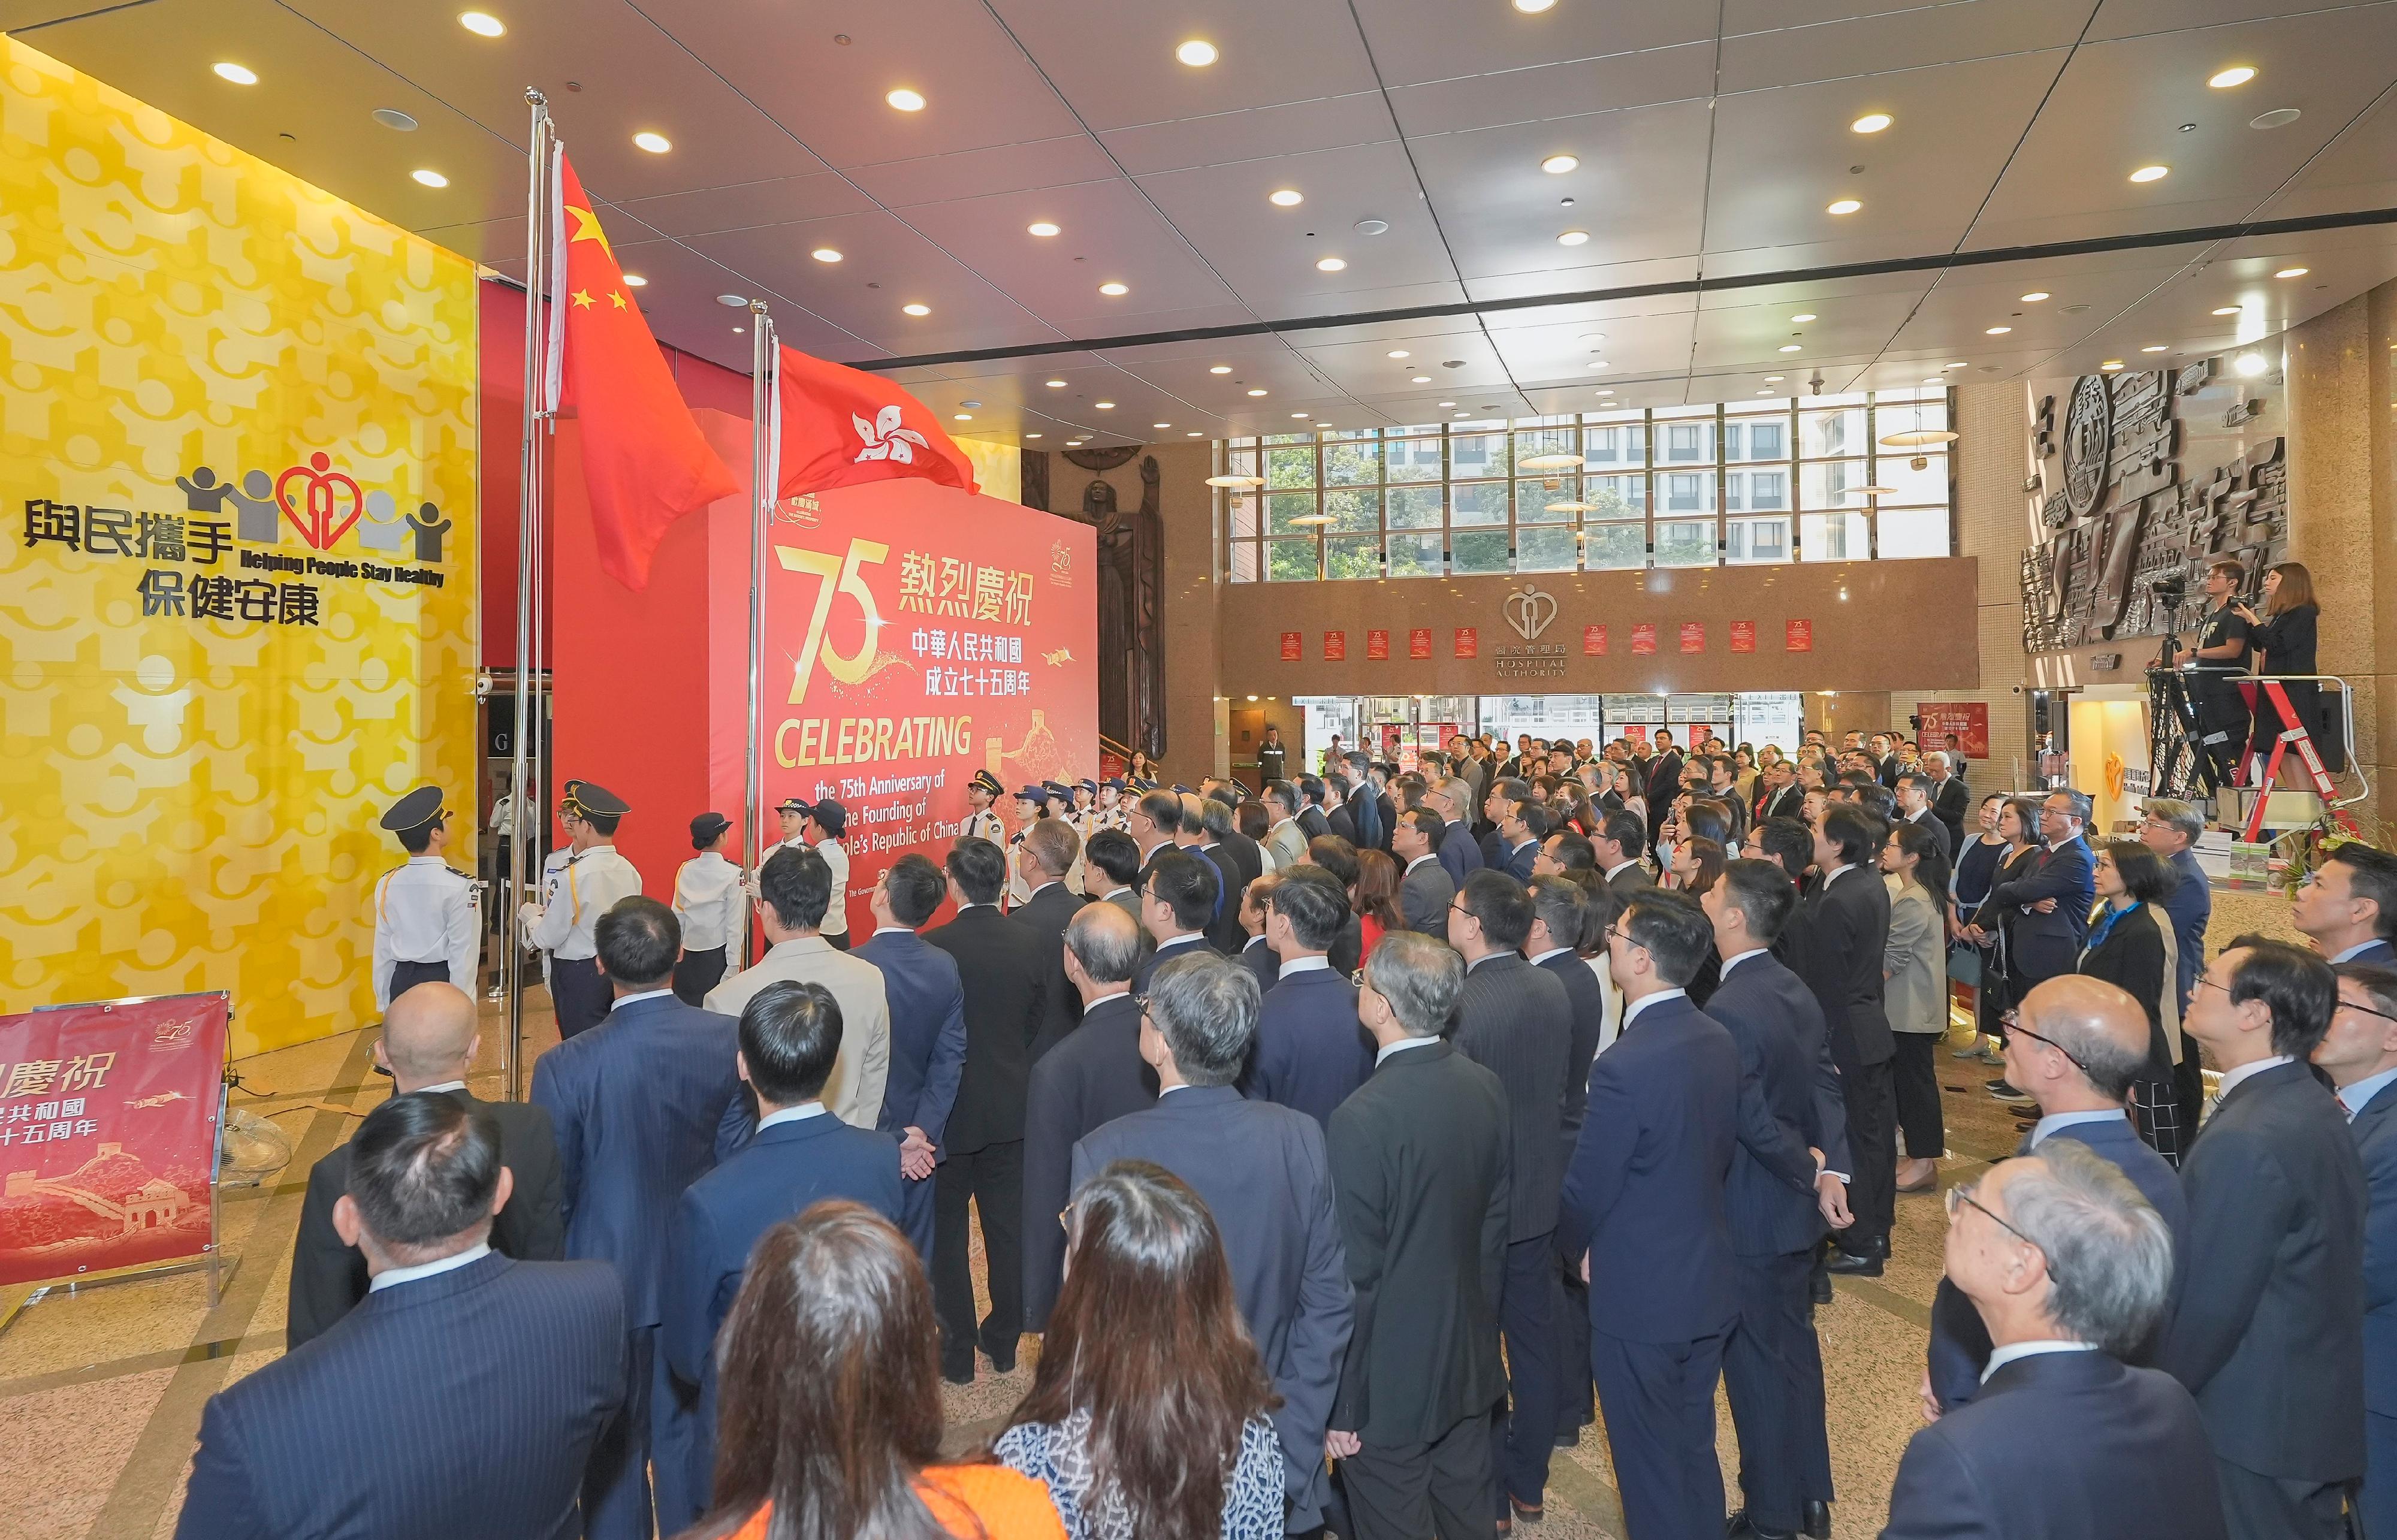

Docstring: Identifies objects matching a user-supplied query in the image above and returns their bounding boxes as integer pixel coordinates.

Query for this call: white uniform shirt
[373,856,479,1009]
[672,850,746,952]
[814,837,852,939]
[964,807,1007,846]
[1007,828,1034,906]
[526,844,643,961]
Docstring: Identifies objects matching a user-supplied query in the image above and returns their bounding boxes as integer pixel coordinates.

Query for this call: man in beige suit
[706,845,889,1128]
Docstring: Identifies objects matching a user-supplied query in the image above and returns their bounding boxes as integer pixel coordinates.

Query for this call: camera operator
[2172,557,2252,787]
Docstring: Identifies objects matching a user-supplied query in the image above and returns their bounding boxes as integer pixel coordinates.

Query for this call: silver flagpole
[505,90,553,1102]
[741,302,778,965]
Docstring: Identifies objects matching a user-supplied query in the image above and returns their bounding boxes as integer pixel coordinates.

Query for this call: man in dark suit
[289,983,561,1350]
[1884,1142,2224,1540]
[1327,771,1361,846]
[1448,869,1575,1527]
[656,982,904,1532]
[1756,760,1804,824]
[1213,784,1267,890]
[1305,833,1369,978]
[1235,871,1284,995]
[1927,976,2185,1412]
[922,835,1045,1383]
[2292,840,2397,968]
[1560,890,1742,1540]
[1083,826,1146,923]
[1079,949,1354,1533]
[2166,938,2365,1539]
[2320,964,2397,1539]
[1021,902,1158,1325]
[1015,818,1090,1061]
[1393,807,1456,943]
[529,897,748,1540]
[1497,801,1547,884]
[1194,796,1253,955]
[1923,753,1971,852]
[1643,730,1685,847]
[1327,931,1511,1540]
[1703,862,1854,1540]
[1477,778,1531,868]
[1298,775,1336,842]
[854,854,967,1266]
[179,1095,624,1540]
[1245,865,1373,1128]
[1597,809,1654,899]
[1368,761,1399,857]
[1134,848,1219,991]
[1433,775,1485,889]
[1526,874,1612,1443]
[1894,771,1954,863]
[1980,791,2097,1097]
[1799,804,1900,1276]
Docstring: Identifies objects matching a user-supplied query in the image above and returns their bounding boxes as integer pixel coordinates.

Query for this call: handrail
[2159,666,2369,813]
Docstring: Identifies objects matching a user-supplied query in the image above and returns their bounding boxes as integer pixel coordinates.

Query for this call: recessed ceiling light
[2141,345,2168,352]
[1026,433,1042,439]
[1985,325,2011,334]
[1827,198,1862,215]
[1850,113,1892,134]
[1387,349,1409,358]
[811,248,841,263]
[458,10,504,37]
[716,294,748,307]
[1175,39,1219,67]
[1438,400,1457,407]
[1095,400,1115,409]
[1187,431,1204,436]
[2211,306,2241,316]
[410,168,449,188]
[1067,440,1084,446]
[2209,66,2257,89]
[1153,421,1172,428]
[2235,352,2269,377]
[2251,108,2302,130]
[1778,344,1803,353]
[1247,388,1267,397]
[2020,291,2050,302]
[1924,377,1943,385]
[1945,361,1969,369]
[1098,282,1129,295]
[1764,375,1785,383]
[960,400,982,409]
[633,131,672,153]
[1208,365,1231,375]
[212,62,258,85]
[1756,388,1774,395]
[371,107,418,131]
[1791,313,1817,323]
[902,303,931,316]
[1595,388,1614,396]
[2129,164,2169,182]
[955,413,976,422]
[1317,256,1347,271]
[886,89,926,112]
[1453,410,1470,418]
[732,326,745,334]
[1513,0,1556,11]
[623,273,648,288]
[1411,375,1430,383]
[1292,412,1309,419]
[2100,360,2124,371]
[1587,360,1610,370]
[1541,154,1579,174]
[1046,379,1067,388]
[1027,221,1061,238]
[1557,230,1590,246]
[2275,266,2310,278]
[1269,189,1303,207]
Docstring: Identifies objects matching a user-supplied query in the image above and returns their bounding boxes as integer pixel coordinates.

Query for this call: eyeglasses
[2338,996,2397,1027]
[1945,1181,2055,1280]
[1606,919,1646,952]
[2007,1023,2093,1076]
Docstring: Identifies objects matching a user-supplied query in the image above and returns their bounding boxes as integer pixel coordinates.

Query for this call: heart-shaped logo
[1504,585,1558,641]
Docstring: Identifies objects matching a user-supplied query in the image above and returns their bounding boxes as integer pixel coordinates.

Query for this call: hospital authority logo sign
[1504,585,1559,642]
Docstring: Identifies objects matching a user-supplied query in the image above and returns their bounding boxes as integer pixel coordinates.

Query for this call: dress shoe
[1809,1266,1833,1306]
[941,1361,975,1387]
[1804,1500,1833,1540]
[1823,1236,1885,1277]
[1552,1426,1581,1450]
[1725,1508,1797,1540]
[1987,1079,2034,1104]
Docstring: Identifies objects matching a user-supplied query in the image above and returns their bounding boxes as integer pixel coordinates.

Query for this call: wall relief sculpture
[1021,447,1167,758]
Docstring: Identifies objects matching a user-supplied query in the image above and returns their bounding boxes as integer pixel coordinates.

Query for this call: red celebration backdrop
[1916,702,1991,758]
[0,994,227,1288]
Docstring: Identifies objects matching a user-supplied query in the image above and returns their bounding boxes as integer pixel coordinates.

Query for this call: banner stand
[0,992,235,1332]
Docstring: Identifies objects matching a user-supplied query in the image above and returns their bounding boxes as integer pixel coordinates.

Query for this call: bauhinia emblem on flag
[852,406,930,465]
[778,346,979,502]
[547,147,739,590]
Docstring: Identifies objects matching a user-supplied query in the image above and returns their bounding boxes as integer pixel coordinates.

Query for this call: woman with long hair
[1351,847,1405,963]
[994,1161,1283,1540]
[1127,751,1157,785]
[2233,560,2320,786]
[1668,835,1727,898]
[688,1203,1064,1540]
[1948,793,2012,1064]
[2077,840,2187,1164]
[1966,796,2047,1064]
[1882,818,1952,1192]
[1235,798,1270,848]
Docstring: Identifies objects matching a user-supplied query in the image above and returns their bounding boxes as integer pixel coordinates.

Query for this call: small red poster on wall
[1279,630,1302,662]
[1408,627,1433,660]
[1323,630,1346,661]
[1916,702,1991,759]
[1680,621,1705,653]
[1786,619,1813,653]
[1454,627,1478,659]
[1632,623,1657,656]
[1366,629,1390,660]
[1731,620,1756,654]
[1583,624,1607,656]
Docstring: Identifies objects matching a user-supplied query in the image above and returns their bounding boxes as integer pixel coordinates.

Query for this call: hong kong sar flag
[550,150,739,589]
[776,345,980,501]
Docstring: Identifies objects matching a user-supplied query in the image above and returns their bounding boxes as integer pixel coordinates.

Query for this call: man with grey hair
[1076,950,1353,1532]
[1327,932,1511,1540]
[1263,779,1310,873]
[1020,902,1157,1326]
[1192,793,1251,955]
[1434,776,1486,889]
[2140,797,2213,1131]
[1925,975,2186,1412]
[1886,1142,2222,1540]
[1922,751,1970,852]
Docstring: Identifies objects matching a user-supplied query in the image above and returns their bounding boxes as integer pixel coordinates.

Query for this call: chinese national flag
[777,345,979,501]
[553,152,739,590]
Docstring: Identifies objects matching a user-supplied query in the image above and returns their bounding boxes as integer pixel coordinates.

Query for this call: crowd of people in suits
[178,727,2397,1540]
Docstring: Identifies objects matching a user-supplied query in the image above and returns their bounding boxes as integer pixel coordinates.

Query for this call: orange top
[724,1464,1065,1540]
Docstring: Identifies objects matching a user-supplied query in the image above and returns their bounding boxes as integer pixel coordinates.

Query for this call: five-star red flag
[551,150,739,590]
[777,345,979,502]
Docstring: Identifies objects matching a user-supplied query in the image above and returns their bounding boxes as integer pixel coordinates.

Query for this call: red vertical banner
[0,993,230,1287]
[1631,623,1657,656]
[1366,629,1390,660]
[1731,620,1756,654]
[1786,619,1813,652]
[1583,624,1607,656]
[1454,627,1478,659]
[1323,630,1347,661]
[1680,621,1705,653]
[1279,630,1302,661]
[1409,627,1433,660]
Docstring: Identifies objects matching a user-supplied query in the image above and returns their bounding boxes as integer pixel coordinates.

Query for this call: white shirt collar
[1466,951,1507,972]
[1719,947,1768,976]
[1242,933,1267,950]
[1620,988,1687,1028]
[2339,1065,2397,1121]
[2217,1054,2294,1099]
[2029,1108,2129,1146]
[612,988,677,1008]
[1981,1340,2095,1383]
[1281,955,1332,974]
[1375,1035,1441,1067]
[1085,986,1133,1007]
[1098,886,1131,901]
[369,1241,491,1294]
[1820,862,1853,886]
[2332,939,2387,964]
[1605,859,1638,879]
[958,901,1000,912]
[1527,947,1572,966]
[757,1102,829,1132]
[873,925,913,936]
[1157,931,1206,950]
[1404,853,1438,874]
[412,1079,469,1095]
[1030,880,1060,898]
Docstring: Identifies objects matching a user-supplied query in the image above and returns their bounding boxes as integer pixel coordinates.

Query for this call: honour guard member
[520,781,643,1038]
[1044,781,1085,893]
[670,812,744,1005]
[1007,784,1046,907]
[772,795,813,854]
[1095,777,1128,833]
[963,769,1008,847]
[373,786,479,1013]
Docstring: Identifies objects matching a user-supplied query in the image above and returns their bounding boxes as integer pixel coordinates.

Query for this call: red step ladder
[2240,678,2361,843]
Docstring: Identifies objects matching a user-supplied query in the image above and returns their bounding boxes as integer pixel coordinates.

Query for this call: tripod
[2147,612,2220,802]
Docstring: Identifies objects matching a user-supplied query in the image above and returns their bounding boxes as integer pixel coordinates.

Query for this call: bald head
[2011,976,2153,1106]
[379,982,479,1089]
[1063,899,1144,989]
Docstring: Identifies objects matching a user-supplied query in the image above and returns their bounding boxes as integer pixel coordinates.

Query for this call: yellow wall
[0,41,479,1057]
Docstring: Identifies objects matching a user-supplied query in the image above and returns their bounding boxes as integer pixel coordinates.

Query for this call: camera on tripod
[2149,572,2187,604]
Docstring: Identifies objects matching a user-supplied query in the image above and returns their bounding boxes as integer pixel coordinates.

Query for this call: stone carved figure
[1026,447,1166,759]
